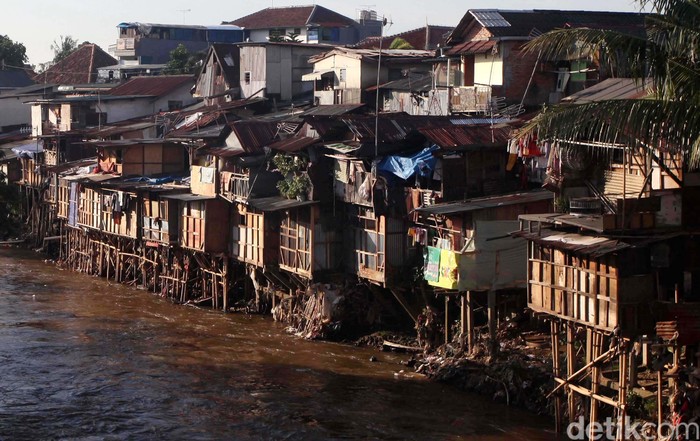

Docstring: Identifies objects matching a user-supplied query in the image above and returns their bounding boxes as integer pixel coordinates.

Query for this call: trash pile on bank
[272,283,383,340]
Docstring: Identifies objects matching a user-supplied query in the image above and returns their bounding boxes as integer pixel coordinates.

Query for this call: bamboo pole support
[551,320,562,433]
[589,331,601,441]
[444,295,449,346]
[567,323,576,422]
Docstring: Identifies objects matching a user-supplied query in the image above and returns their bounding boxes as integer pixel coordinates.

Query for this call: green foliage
[519,0,700,167]
[272,153,301,175]
[0,34,27,68]
[164,44,204,74]
[389,37,414,50]
[273,153,310,199]
[51,35,79,63]
[276,174,310,199]
[286,32,302,43]
[0,170,21,239]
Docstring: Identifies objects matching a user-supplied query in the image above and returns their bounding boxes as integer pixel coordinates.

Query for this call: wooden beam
[555,378,624,409]
[547,346,616,398]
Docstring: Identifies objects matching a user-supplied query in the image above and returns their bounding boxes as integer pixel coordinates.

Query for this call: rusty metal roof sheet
[514,229,630,257]
[562,78,651,104]
[108,75,194,97]
[419,124,511,148]
[227,120,282,154]
[417,190,552,216]
[268,136,319,153]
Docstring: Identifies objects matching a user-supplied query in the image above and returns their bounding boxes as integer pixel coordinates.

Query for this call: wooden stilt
[589,331,601,441]
[617,346,628,441]
[466,291,474,351]
[444,295,449,346]
[551,320,562,433]
[567,323,576,423]
[488,290,496,352]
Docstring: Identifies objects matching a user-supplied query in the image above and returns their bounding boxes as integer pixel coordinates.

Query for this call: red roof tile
[34,44,116,85]
[108,75,194,97]
[225,5,356,29]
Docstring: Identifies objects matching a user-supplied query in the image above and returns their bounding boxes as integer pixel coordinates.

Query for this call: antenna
[177,9,191,24]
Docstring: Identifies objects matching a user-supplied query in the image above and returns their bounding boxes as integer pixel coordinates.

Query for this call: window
[339,68,346,82]
[320,27,340,42]
[293,28,301,35]
[268,28,285,40]
[244,71,251,85]
[168,101,183,111]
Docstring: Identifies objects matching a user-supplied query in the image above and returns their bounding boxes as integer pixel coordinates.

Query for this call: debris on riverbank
[272,283,383,340]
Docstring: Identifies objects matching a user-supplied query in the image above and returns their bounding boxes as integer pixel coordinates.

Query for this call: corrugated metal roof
[417,190,552,215]
[371,73,433,92]
[268,136,319,153]
[515,229,630,257]
[518,213,608,233]
[161,193,216,202]
[301,104,366,116]
[419,124,511,148]
[108,75,194,97]
[562,78,651,104]
[228,120,280,154]
[46,157,98,174]
[247,196,316,212]
[87,139,171,148]
[310,47,434,64]
[87,120,157,138]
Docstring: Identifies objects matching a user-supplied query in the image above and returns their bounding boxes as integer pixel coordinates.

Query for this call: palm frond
[518,99,700,166]
[523,28,649,78]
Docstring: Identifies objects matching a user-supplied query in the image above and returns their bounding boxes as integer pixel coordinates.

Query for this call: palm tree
[389,37,414,50]
[519,0,700,166]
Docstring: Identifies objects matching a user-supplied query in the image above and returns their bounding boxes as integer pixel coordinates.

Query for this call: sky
[3,0,642,66]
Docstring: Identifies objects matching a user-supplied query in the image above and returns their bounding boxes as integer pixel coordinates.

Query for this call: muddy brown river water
[0,248,560,440]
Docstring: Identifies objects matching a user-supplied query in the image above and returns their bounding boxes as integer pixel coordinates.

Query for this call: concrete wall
[0,95,32,131]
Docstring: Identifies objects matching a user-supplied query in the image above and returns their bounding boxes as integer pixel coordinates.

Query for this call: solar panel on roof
[471,10,511,28]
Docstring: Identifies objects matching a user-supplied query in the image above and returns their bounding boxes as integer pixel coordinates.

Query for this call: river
[0,248,559,440]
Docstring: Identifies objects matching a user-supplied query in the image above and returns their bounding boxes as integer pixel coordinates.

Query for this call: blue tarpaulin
[377,145,438,180]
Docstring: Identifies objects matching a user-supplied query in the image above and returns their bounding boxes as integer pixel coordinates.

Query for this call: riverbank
[271,283,555,418]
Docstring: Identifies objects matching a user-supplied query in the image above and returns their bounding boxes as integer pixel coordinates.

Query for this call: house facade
[238,42,329,103]
[110,22,244,65]
[304,48,433,105]
[441,9,647,112]
[224,5,382,46]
